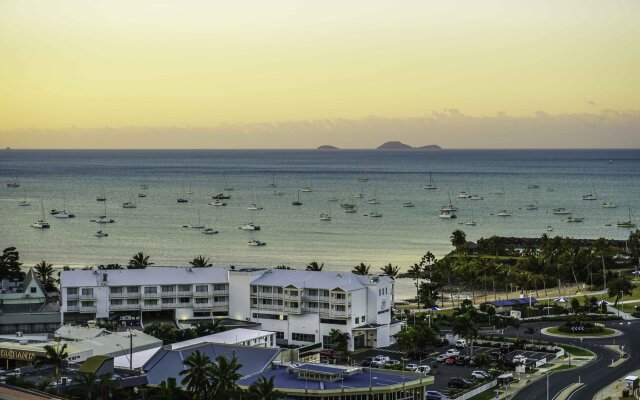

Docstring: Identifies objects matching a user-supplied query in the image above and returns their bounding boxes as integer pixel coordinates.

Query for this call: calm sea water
[1,149,639,295]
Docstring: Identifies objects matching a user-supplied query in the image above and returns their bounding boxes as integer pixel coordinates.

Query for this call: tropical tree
[247,376,284,400]
[407,263,423,309]
[179,350,212,400]
[0,246,24,281]
[327,329,350,355]
[208,354,243,399]
[593,238,610,290]
[147,377,190,400]
[452,314,477,355]
[194,319,224,336]
[351,263,370,275]
[305,261,324,271]
[190,255,212,268]
[34,343,68,391]
[97,264,123,270]
[394,320,437,356]
[450,230,467,252]
[608,274,634,307]
[274,265,291,270]
[629,230,640,269]
[128,252,153,269]
[97,373,118,399]
[73,372,98,400]
[34,260,57,292]
[380,263,400,278]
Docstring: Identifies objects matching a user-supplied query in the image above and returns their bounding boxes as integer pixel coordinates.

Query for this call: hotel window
[110,287,123,294]
[251,298,258,306]
[213,296,227,303]
[262,286,273,294]
[333,293,345,300]
[30,287,37,293]
[355,317,360,324]
[288,290,299,296]
[334,305,346,312]
[144,299,158,306]
[81,301,94,307]
[179,297,191,304]
[275,331,285,339]
[161,285,175,293]
[292,333,315,342]
[162,298,175,304]
[276,287,283,294]
[307,302,318,309]
[251,285,257,294]
[195,285,208,293]
[195,298,209,304]
[126,286,139,293]
[110,299,123,306]
[126,299,139,305]
[68,300,78,307]
[178,284,191,292]
[362,316,366,322]
[287,301,299,308]
[144,286,157,294]
[213,284,226,291]
[307,289,318,297]
[81,288,93,296]
[66,287,78,295]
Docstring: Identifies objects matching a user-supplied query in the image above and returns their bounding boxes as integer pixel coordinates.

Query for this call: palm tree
[593,238,610,290]
[328,329,350,355]
[408,263,423,309]
[305,261,324,271]
[450,229,467,252]
[98,373,117,399]
[128,252,153,269]
[179,350,212,400]
[189,255,212,268]
[351,263,370,275]
[380,263,400,279]
[247,376,284,400]
[34,343,68,391]
[208,354,243,399]
[34,260,57,292]
[74,372,98,400]
[452,314,477,355]
[194,319,223,336]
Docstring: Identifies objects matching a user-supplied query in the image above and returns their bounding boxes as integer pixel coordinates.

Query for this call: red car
[444,356,458,365]
[320,349,335,358]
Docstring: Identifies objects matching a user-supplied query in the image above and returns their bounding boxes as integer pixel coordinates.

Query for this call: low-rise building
[60,267,400,351]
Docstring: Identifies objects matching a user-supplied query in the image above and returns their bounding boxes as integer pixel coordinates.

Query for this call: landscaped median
[542,326,620,338]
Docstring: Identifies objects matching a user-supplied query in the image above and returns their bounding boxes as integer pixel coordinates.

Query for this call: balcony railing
[141,292,161,298]
[66,305,79,312]
[161,302,176,309]
[109,303,140,311]
[331,310,348,317]
[284,294,300,301]
[251,303,282,311]
[212,289,229,296]
[79,294,95,300]
[66,293,79,300]
[160,291,176,296]
[192,291,210,297]
[284,306,301,313]
[331,297,347,304]
[177,290,193,297]
[142,303,161,310]
[79,306,97,313]
[193,302,212,309]
[304,295,331,302]
[176,302,192,308]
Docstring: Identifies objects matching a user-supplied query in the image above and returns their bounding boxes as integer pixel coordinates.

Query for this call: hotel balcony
[109,303,140,311]
[331,297,347,304]
[252,303,282,311]
[79,306,97,313]
[192,291,210,297]
[66,305,79,312]
[176,302,193,308]
[79,294,95,300]
[160,291,176,297]
[193,302,212,309]
[304,295,331,302]
[66,293,79,300]
[284,306,301,313]
[110,292,142,298]
[161,302,176,309]
[177,290,194,297]
[141,292,161,298]
[212,289,229,296]
[142,303,161,310]
[330,310,349,317]
[284,294,300,301]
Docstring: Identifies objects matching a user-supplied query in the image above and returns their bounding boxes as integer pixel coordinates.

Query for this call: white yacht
[603,201,617,209]
[94,230,109,238]
[366,196,380,205]
[327,195,337,202]
[53,210,75,218]
[496,210,512,217]
[301,185,313,193]
[582,193,598,201]
[344,207,357,214]
[423,173,437,190]
[248,239,266,246]
[617,208,637,228]
[457,191,470,199]
[188,210,205,229]
[465,209,477,226]
[553,208,571,215]
[438,209,457,219]
[248,186,263,210]
[355,192,364,199]
[31,201,50,229]
[239,223,260,231]
[272,190,285,196]
[441,195,458,212]
[92,216,115,224]
[209,200,227,206]
[468,194,483,201]
[139,184,149,190]
[546,226,553,232]
[402,201,415,208]
[357,176,369,183]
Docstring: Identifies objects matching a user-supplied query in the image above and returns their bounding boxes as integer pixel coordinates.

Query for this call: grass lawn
[546,326,616,337]
[553,364,576,371]
[469,389,501,400]
[558,344,596,357]
[606,280,640,303]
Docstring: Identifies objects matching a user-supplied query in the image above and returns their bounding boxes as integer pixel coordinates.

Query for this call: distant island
[317,145,339,150]
[377,141,442,150]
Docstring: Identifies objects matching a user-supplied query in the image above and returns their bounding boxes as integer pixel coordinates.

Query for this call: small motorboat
[94,230,109,237]
[327,196,337,202]
[202,228,218,234]
[602,201,617,209]
[50,209,61,215]
[366,198,380,205]
[525,203,538,210]
[457,192,470,199]
[320,213,332,221]
[138,193,147,198]
[122,202,137,208]
[209,200,227,206]
[248,203,263,210]
[140,184,149,190]
[546,226,553,231]
[566,216,584,223]
[553,208,571,215]
[18,200,30,207]
[582,193,598,201]
[355,193,364,199]
[272,190,285,196]
[468,194,483,201]
[177,198,188,203]
[402,202,415,208]
[496,210,512,217]
[248,239,266,246]
[345,208,357,214]
[96,196,106,202]
[53,210,75,218]
[369,211,382,218]
[91,216,115,224]
[212,193,231,200]
[239,223,260,231]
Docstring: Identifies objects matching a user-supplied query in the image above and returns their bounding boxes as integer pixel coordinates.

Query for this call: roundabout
[541,325,622,338]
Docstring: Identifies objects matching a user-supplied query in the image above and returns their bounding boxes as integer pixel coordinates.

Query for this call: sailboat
[94,230,109,238]
[603,201,617,209]
[327,195,337,202]
[7,176,20,188]
[566,214,584,223]
[54,192,76,218]
[269,174,277,188]
[31,201,50,228]
[248,186,264,210]
[438,209,457,219]
[357,174,369,183]
[493,183,505,195]
[122,193,137,208]
[223,174,234,191]
[184,209,205,229]
[186,183,193,195]
[17,192,30,207]
[91,201,115,224]
[441,194,458,212]
[525,201,538,210]
[617,207,637,228]
[355,183,364,199]
[139,184,149,190]
[423,173,437,190]
[301,179,313,192]
[402,201,415,208]
[340,194,356,211]
[527,177,539,189]
[468,194,483,200]
[239,210,261,230]
[177,185,189,203]
[366,190,380,204]
[496,210,512,217]
[465,209,476,226]
[292,189,302,206]
[97,187,107,202]
[320,212,332,221]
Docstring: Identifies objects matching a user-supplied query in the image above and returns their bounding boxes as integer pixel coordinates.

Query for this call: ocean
[1,149,638,296]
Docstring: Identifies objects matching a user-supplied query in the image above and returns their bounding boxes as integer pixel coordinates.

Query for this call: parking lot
[350,343,556,395]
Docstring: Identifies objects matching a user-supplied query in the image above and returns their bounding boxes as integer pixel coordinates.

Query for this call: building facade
[60,267,400,350]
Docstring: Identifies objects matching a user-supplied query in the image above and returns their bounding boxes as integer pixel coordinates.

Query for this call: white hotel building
[60,267,400,350]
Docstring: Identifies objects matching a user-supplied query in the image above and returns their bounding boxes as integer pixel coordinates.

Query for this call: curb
[540,327,622,339]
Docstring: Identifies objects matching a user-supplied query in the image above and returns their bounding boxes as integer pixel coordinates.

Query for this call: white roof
[55,325,108,340]
[61,267,229,287]
[114,347,161,369]
[250,270,390,291]
[170,328,275,350]
[72,330,162,357]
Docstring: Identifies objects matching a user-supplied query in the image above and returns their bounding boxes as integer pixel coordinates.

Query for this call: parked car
[444,357,458,365]
[371,360,385,367]
[405,363,418,371]
[448,377,472,389]
[500,343,514,353]
[434,338,449,347]
[415,365,431,375]
[445,349,460,357]
[425,390,449,400]
[374,355,391,363]
[386,360,401,366]
[361,358,374,367]
[471,370,491,380]
[454,339,468,349]
[490,350,503,359]
[320,349,335,358]
[436,353,449,362]
[456,356,471,366]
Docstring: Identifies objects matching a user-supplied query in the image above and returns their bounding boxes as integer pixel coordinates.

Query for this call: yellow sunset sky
[0,0,639,148]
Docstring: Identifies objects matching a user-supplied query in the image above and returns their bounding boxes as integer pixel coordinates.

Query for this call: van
[455,339,468,349]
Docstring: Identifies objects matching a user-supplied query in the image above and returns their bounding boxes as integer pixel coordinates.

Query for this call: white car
[436,353,449,362]
[415,365,431,375]
[455,339,468,349]
[471,370,491,379]
[371,360,386,367]
[445,349,460,357]
[405,363,418,371]
[374,355,391,363]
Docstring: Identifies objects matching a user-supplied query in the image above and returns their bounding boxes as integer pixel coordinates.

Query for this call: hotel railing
[79,306,97,313]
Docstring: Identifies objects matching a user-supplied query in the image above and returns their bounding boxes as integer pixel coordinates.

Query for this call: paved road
[510,320,640,400]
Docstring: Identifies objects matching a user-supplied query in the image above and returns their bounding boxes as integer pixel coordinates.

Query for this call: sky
[0,0,639,149]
